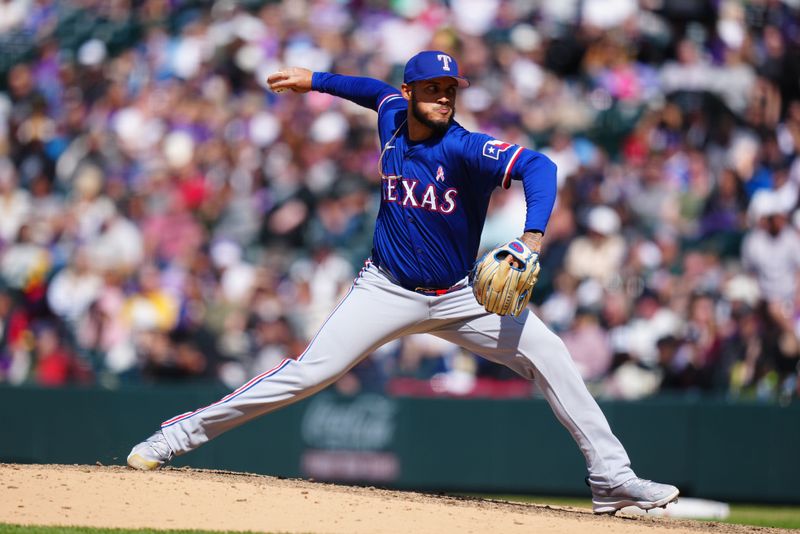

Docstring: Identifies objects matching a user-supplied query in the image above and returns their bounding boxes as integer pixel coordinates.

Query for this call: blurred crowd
[1,0,799,403]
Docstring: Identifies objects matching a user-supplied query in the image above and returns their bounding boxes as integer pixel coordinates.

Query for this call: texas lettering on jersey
[381,175,458,214]
[360,79,554,288]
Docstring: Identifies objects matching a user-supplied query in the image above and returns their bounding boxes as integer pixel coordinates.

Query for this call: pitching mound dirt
[0,464,791,534]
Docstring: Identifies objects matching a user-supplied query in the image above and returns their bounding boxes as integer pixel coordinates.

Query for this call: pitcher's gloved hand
[471,239,540,316]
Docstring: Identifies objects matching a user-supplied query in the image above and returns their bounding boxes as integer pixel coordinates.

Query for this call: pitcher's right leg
[128,263,428,468]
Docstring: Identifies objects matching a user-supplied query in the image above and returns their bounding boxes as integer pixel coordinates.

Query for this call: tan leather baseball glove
[471,239,540,316]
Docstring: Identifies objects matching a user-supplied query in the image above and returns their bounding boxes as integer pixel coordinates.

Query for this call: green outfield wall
[0,385,797,503]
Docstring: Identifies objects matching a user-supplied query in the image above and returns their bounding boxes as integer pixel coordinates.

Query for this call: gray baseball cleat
[591,477,679,514]
[126,430,174,470]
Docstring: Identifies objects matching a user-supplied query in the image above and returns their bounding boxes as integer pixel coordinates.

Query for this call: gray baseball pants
[160,261,635,489]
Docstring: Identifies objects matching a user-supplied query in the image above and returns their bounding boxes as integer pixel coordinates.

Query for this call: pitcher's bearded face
[410,78,458,135]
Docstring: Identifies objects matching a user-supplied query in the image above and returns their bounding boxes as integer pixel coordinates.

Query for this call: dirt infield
[0,464,791,534]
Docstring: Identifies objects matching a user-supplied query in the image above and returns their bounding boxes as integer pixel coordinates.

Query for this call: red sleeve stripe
[378,94,403,114]
[502,146,524,189]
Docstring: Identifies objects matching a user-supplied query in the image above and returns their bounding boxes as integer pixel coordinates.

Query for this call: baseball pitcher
[127,50,679,514]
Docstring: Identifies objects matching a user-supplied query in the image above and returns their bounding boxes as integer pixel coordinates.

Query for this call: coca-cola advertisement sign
[301,393,396,450]
[300,393,400,482]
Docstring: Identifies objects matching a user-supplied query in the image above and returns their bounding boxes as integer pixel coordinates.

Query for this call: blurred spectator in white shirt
[0,158,31,246]
[47,247,103,323]
[0,0,30,34]
[564,206,626,287]
[742,189,800,305]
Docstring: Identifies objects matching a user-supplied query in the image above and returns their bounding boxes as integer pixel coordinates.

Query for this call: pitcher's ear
[401,83,413,101]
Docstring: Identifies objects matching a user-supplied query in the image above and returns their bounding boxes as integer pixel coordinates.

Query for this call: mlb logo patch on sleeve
[482,139,514,160]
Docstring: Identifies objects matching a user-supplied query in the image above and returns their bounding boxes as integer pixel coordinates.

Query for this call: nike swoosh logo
[385,145,395,149]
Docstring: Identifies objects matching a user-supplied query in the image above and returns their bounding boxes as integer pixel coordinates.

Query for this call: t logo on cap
[404,50,470,88]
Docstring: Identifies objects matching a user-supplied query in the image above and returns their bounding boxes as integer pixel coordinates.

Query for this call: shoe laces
[622,477,651,488]
[146,431,174,460]
[618,477,669,499]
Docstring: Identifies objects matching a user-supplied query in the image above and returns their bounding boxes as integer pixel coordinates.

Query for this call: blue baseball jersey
[312,73,557,290]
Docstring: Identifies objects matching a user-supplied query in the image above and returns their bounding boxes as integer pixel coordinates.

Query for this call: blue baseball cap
[403,50,470,88]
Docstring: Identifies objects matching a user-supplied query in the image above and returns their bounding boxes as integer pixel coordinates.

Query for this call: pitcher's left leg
[430,292,634,489]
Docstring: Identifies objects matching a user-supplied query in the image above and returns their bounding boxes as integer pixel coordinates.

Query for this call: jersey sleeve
[461,133,527,190]
[312,73,402,113]
[461,133,557,233]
